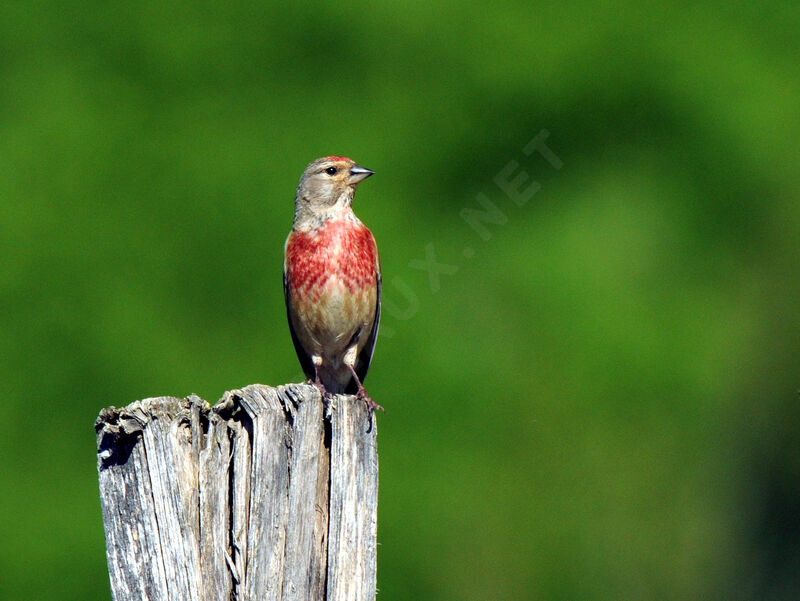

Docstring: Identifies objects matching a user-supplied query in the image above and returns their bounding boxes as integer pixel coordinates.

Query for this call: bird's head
[294,156,374,228]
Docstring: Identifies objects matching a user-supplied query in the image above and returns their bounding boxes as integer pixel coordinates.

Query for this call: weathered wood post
[95,383,378,601]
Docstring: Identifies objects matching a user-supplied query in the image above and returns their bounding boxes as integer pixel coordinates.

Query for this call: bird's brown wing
[283,271,316,382]
[354,270,381,386]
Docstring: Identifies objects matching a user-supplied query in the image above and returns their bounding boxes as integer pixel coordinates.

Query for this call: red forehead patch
[323,155,352,163]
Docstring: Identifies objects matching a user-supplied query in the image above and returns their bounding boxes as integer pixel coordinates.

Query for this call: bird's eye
[325,166,338,175]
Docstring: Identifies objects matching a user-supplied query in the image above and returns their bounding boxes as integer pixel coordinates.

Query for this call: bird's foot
[356,387,384,414]
[356,387,382,433]
[306,377,328,400]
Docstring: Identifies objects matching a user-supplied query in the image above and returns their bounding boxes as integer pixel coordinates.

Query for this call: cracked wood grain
[96,383,378,601]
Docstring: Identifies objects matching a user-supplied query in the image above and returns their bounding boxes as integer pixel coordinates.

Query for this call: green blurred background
[2,1,799,599]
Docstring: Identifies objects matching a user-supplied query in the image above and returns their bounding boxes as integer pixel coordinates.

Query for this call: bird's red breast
[285,217,379,300]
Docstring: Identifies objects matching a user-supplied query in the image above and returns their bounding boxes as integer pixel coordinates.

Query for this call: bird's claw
[305,376,328,400]
[356,388,383,414]
[356,388,382,433]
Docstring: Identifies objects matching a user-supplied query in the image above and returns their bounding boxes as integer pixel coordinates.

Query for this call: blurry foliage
[1,1,798,600]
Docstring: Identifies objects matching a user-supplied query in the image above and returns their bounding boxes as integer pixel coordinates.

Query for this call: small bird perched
[283,156,382,413]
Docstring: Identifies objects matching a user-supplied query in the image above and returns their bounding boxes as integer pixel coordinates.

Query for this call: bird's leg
[309,373,327,399]
[347,365,384,414]
[308,356,328,400]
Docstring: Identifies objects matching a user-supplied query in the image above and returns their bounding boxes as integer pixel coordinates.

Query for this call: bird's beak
[348,165,374,185]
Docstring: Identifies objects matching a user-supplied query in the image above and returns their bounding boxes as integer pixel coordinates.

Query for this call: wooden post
[95,383,378,601]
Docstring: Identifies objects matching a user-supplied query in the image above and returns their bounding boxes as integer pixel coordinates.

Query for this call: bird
[283,156,382,413]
